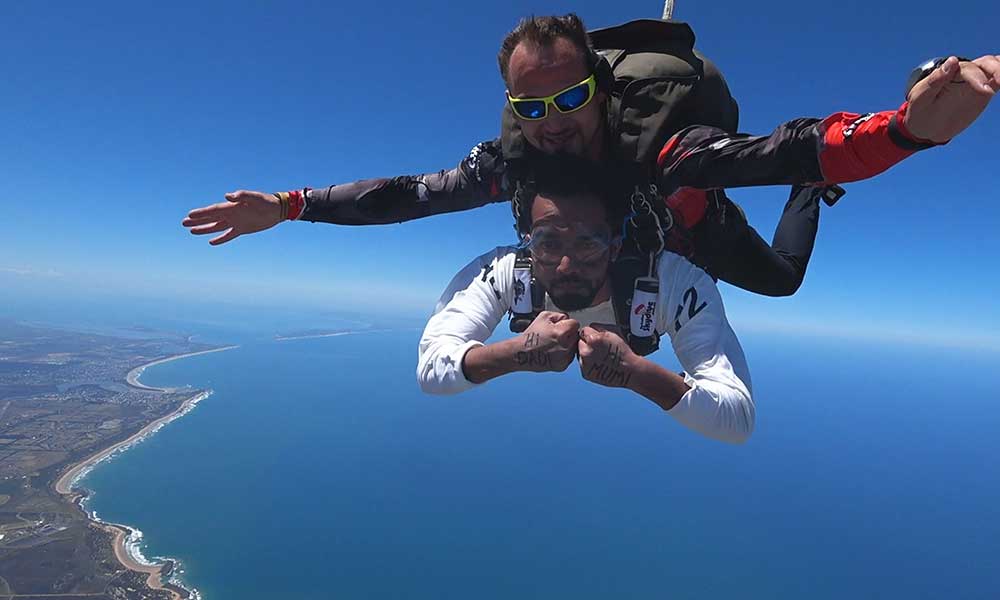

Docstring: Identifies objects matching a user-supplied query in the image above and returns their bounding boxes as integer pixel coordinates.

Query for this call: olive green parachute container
[589,19,740,175]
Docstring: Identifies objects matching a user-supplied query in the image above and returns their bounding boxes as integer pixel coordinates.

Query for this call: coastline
[55,345,238,599]
[126,345,239,391]
[54,389,213,496]
[105,522,191,600]
[274,328,392,341]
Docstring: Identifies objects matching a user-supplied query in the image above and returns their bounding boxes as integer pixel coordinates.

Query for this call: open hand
[905,55,1000,143]
[182,190,283,245]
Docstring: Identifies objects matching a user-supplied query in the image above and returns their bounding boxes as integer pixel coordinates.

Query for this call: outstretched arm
[657,54,999,194]
[182,140,508,245]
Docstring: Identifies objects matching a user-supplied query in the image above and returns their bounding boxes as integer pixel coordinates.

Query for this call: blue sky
[2,0,998,349]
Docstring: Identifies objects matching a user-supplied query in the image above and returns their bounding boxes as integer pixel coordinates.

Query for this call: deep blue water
[81,330,1000,599]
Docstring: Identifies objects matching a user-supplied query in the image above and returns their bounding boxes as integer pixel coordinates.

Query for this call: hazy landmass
[273,327,360,341]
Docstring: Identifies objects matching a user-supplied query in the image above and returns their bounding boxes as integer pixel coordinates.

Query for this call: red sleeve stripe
[656,134,683,171]
[817,103,918,184]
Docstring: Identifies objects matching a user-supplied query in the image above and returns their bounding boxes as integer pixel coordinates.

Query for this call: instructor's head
[498,14,607,159]
[523,156,623,311]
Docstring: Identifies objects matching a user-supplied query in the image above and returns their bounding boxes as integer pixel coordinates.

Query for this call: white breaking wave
[71,391,213,496]
[74,391,213,600]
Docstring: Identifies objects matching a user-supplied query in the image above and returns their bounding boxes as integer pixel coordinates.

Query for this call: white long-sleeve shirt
[417,247,755,444]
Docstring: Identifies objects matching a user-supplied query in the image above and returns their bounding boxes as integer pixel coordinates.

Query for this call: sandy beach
[55,345,238,598]
[126,345,239,391]
[54,389,212,496]
[274,328,394,341]
[107,522,186,600]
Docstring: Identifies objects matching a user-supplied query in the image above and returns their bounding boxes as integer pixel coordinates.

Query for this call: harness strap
[509,249,546,333]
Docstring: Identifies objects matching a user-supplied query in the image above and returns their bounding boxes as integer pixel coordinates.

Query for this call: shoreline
[55,345,238,599]
[126,345,239,391]
[54,390,212,496]
[105,522,191,599]
[274,328,393,342]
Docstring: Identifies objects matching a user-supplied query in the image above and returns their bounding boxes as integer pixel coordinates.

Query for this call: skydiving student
[183,15,998,345]
[417,155,755,444]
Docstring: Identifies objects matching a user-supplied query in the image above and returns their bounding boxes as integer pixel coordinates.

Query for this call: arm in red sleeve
[655,103,939,194]
[816,102,938,184]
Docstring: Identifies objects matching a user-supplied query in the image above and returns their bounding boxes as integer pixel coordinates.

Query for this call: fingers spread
[209,229,240,246]
[182,215,222,227]
[190,221,230,235]
[185,203,231,220]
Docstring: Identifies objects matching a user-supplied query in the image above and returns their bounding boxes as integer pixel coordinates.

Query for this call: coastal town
[0,319,229,599]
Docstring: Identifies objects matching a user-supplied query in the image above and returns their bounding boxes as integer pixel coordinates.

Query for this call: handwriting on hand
[585,344,631,387]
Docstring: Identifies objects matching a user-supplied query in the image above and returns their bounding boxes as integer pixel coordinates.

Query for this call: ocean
[80,329,1000,599]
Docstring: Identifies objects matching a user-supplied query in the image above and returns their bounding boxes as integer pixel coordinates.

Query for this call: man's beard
[548,273,606,312]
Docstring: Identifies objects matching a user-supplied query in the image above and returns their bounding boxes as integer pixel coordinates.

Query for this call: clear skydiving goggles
[524,221,617,267]
[506,75,598,121]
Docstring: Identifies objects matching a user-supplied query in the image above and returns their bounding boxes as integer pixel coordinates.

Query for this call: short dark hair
[498,13,593,85]
[517,153,627,232]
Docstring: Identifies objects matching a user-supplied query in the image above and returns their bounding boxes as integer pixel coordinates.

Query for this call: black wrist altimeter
[905,56,972,98]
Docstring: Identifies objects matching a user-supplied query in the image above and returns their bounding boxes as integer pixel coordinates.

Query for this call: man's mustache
[550,275,592,289]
